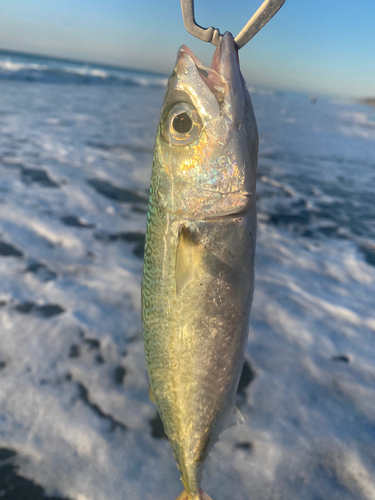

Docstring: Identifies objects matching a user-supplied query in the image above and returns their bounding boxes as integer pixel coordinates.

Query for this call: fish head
[154,32,258,219]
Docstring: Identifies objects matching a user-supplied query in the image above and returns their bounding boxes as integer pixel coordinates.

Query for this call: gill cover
[155,32,258,219]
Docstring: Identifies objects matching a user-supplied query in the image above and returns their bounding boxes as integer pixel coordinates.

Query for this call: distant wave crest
[0,59,168,87]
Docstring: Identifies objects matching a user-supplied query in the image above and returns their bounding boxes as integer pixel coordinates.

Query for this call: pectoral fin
[175,225,202,295]
[176,224,238,293]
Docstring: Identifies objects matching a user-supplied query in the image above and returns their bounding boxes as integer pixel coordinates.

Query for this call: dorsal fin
[222,405,245,432]
[148,386,156,404]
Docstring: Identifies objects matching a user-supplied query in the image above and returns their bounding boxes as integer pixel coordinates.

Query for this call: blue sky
[0,0,374,97]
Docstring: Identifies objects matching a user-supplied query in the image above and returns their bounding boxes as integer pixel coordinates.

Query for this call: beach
[0,50,375,500]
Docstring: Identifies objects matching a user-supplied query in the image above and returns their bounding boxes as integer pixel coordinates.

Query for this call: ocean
[0,49,375,500]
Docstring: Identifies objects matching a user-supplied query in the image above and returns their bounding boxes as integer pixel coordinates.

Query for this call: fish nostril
[173,113,192,133]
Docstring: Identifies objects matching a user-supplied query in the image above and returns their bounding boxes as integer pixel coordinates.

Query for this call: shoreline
[359,98,375,107]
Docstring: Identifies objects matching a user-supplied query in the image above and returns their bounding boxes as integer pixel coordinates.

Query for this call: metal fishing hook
[180,0,286,49]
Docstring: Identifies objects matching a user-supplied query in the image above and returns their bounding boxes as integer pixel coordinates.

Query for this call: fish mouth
[178,32,239,100]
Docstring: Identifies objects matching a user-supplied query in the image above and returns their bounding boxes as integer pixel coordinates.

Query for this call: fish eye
[163,102,202,146]
[173,113,192,133]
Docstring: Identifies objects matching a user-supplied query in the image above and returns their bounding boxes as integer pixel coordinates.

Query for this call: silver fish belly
[142,32,258,500]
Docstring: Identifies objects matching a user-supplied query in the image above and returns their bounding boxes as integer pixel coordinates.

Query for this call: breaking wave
[0,59,168,87]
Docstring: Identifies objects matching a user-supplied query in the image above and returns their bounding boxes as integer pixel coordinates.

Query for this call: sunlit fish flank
[142,32,258,500]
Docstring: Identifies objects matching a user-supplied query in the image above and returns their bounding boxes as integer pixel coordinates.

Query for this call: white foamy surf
[0,49,374,500]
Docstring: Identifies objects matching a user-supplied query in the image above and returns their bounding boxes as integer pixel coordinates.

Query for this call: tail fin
[175,489,213,500]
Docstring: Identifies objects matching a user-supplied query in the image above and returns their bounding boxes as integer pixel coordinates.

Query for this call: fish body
[142,32,258,500]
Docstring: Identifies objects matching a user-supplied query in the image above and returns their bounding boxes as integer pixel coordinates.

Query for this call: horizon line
[0,46,169,78]
[0,46,371,102]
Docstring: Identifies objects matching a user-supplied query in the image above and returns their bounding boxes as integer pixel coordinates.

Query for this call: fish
[142,31,258,500]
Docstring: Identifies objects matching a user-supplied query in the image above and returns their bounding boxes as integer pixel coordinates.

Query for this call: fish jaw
[154,32,258,220]
[178,32,246,125]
